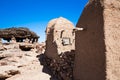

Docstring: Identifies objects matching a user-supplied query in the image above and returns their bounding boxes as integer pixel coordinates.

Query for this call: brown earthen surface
[104,0,120,80]
[74,0,120,80]
[0,43,50,80]
[45,17,75,59]
[74,0,106,80]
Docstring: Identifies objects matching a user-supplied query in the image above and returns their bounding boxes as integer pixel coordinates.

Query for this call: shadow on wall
[74,0,106,80]
[45,27,59,59]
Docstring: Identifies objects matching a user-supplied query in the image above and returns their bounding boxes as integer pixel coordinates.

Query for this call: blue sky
[0,0,88,42]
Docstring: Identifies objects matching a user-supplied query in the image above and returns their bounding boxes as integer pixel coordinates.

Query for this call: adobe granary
[74,0,120,80]
[43,17,75,79]
[0,27,39,43]
[45,17,75,59]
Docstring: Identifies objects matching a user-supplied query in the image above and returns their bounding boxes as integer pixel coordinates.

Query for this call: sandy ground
[0,43,51,80]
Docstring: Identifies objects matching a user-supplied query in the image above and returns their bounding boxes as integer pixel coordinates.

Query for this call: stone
[0,66,20,80]
[0,41,51,80]
[73,0,120,80]
[0,45,6,51]
[42,50,75,80]
[45,17,75,59]
[36,42,45,53]
[19,44,34,51]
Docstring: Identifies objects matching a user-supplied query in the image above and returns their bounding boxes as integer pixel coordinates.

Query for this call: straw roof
[0,27,39,39]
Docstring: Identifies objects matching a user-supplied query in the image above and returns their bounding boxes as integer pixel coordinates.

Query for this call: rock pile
[42,50,75,80]
[0,42,50,80]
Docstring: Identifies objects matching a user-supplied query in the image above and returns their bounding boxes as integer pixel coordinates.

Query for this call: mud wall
[73,1,106,80]
[45,27,59,59]
[104,0,120,80]
[45,17,75,59]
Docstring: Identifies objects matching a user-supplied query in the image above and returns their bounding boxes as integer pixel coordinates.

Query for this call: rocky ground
[0,43,50,80]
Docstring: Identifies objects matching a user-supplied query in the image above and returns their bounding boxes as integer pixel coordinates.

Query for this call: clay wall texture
[74,0,106,80]
[74,0,120,80]
[45,17,75,59]
[104,0,120,80]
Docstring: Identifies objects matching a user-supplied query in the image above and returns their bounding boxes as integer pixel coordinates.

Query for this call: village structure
[74,0,120,80]
[45,17,75,59]
[44,0,120,80]
[0,27,39,44]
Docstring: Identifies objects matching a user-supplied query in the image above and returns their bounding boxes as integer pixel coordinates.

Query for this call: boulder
[0,45,6,51]
[0,66,20,80]
[19,44,34,51]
